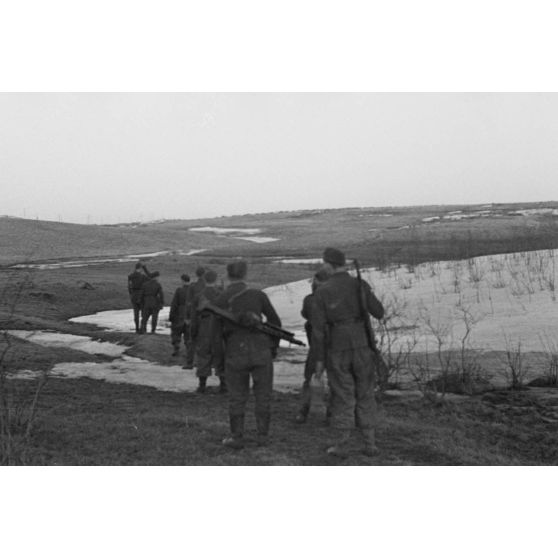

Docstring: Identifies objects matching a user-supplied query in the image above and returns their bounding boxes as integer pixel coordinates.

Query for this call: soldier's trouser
[184,324,195,367]
[225,355,273,434]
[299,350,317,415]
[327,347,377,431]
[141,307,160,332]
[196,324,224,378]
[196,350,225,378]
[171,324,194,362]
[131,301,142,331]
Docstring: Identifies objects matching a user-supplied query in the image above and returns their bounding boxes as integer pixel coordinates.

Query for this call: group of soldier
[127,263,225,393]
[127,246,385,458]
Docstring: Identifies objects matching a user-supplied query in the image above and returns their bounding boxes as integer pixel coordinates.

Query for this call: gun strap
[226,286,249,310]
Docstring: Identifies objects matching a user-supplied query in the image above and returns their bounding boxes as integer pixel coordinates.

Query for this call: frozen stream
[10,248,558,393]
[9,331,304,392]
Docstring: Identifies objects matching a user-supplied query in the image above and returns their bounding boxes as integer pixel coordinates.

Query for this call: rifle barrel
[203,303,306,347]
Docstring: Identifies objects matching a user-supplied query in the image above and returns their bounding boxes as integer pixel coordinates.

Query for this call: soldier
[169,274,192,357]
[215,260,281,449]
[191,266,206,298]
[295,268,331,424]
[128,262,149,333]
[191,269,226,394]
[140,271,164,334]
[185,266,207,367]
[312,247,384,458]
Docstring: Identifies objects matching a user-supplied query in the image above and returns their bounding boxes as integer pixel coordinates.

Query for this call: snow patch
[276,258,323,265]
[70,307,171,332]
[15,354,303,393]
[509,208,558,217]
[189,227,262,235]
[233,236,279,243]
[6,330,129,357]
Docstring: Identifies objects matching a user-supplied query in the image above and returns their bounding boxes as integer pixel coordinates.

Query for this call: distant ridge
[1,200,557,267]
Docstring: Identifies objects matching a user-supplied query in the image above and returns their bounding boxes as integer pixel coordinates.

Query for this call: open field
[5,377,558,466]
[1,201,558,465]
[2,200,558,267]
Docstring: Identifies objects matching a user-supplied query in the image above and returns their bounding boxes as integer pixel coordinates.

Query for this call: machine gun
[201,301,306,347]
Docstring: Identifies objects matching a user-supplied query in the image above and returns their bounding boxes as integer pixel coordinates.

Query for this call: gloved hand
[238,311,261,327]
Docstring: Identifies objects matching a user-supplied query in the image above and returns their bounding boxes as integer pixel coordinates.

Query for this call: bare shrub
[413,301,489,398]
[539,334,558,386]
[455,301,484,377]
[0,270,49,465]
[501,336,530,390]
[416,308,454,398]
[541,250,556,301]
[376,293,418,389]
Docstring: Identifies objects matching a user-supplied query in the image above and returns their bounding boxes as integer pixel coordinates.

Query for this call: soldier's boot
[171,341,180,356]
[196,376,207,394]
[222,414,245,449]
[359,428,378,457]
[219,376,228,394]
[183,349,195,370]
[134,318,140,334]
[151,316,158,334]
[255,412,271,446]
[295,404,309,424]
[326,429,352,458]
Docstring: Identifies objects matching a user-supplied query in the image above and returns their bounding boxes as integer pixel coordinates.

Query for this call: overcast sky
[1,93,557,224]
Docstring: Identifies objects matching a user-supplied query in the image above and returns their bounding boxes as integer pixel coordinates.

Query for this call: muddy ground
[1,204,557,465]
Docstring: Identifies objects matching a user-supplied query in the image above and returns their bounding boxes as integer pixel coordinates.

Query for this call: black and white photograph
[1,2,557,557]
[2,91,557,467]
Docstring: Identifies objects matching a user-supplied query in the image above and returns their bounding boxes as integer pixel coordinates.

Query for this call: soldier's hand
[315,361,325,380]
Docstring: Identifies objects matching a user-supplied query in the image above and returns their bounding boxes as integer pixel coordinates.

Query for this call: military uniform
[128,269,149,333]
[215,280,281,447]
[187,273,206,367]
[140,276,164,333]
[169,281,192,357]
[296,291,323,421]
[192,282,225,389]
[312,262,384,455]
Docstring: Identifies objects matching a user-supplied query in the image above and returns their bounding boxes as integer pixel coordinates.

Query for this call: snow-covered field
[70,248,557,353]
[268,248,558,354]
[12,248,558,392]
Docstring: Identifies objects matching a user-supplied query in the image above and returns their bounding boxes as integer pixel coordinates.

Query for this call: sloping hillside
[2,200,558,267]
[0,217,242,265]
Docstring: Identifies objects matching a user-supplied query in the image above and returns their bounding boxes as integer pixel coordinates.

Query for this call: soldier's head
[195,266,206,278]
[181,273,190,284]
[322,247,346,272]
[227,260,247,282]
[135,262,143,270]
[312,267,331,292]
[205,270,217,285]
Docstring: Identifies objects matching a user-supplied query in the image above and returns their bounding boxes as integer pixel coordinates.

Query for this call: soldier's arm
[169,288,179,320]
[127,276,133,294]
[158,285,165,307]
[311,291,328,363]
[301,295,311,320]
[364,281,384,320]
[260,292,281,328]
